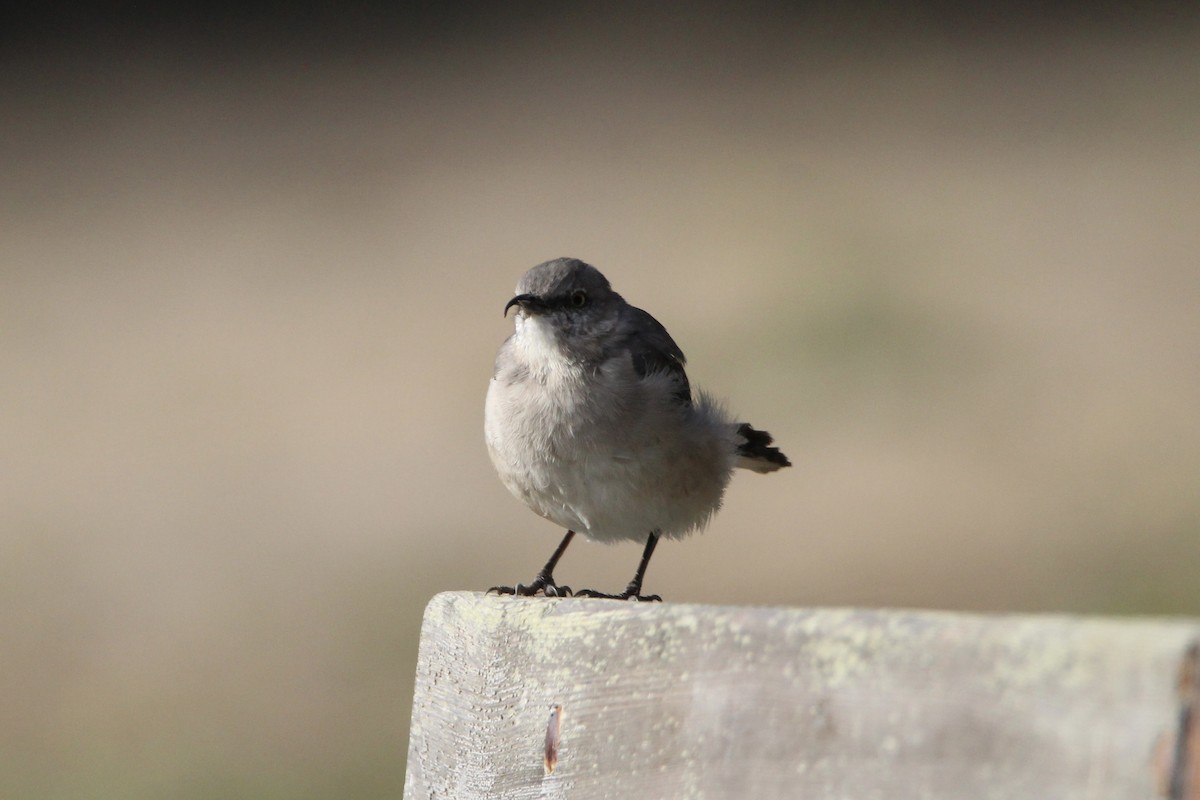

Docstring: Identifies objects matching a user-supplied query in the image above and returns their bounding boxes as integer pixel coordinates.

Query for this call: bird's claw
[487,576,572,598]
[574,588,662,602]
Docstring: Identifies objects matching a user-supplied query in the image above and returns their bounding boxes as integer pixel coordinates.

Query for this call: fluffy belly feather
[485,372,734,543]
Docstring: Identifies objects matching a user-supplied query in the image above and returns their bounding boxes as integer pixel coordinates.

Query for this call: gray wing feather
[621,305,692,406]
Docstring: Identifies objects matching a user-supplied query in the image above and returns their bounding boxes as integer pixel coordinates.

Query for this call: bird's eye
[570,290,588,308]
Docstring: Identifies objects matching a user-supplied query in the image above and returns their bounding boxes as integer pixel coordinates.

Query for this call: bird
[484,257,790,601]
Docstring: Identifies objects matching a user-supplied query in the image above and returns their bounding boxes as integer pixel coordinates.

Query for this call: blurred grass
[2,6,1199,798]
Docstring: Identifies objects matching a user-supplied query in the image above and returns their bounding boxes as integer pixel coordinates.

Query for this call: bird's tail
[735,423,791,473]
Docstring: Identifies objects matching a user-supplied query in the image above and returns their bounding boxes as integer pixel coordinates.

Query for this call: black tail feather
[736,423,791,472]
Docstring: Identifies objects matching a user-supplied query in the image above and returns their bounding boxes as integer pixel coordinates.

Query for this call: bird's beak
[504,293,546,317]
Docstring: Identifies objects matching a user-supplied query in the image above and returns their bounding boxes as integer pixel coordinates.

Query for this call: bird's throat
[513,316,574,378]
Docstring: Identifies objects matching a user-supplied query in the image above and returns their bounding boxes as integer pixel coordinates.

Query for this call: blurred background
[3,2,1199,797]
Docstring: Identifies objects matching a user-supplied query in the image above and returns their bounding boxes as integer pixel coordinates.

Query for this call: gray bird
[485,257,790,601]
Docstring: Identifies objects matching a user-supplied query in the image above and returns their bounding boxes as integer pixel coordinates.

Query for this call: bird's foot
[487,574,572,598]
[574,586,662,602]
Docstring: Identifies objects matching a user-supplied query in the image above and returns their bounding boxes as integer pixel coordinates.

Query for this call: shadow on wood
[404,592,1199,799]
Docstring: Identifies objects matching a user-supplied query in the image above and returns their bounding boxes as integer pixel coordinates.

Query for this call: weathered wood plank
[404,592,1199,800]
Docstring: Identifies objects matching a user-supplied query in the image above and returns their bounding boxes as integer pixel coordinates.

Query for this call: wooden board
[404,592,1200,799]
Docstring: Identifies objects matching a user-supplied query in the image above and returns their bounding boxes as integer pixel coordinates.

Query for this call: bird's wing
[621,305,692,407]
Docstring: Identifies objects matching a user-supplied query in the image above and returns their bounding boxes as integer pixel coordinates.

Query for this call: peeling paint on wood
[544,703,562,776]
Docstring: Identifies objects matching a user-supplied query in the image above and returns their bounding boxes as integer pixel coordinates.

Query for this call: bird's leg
[489,529,575,597]
[619,532,662,601]
[576,532,662,602]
